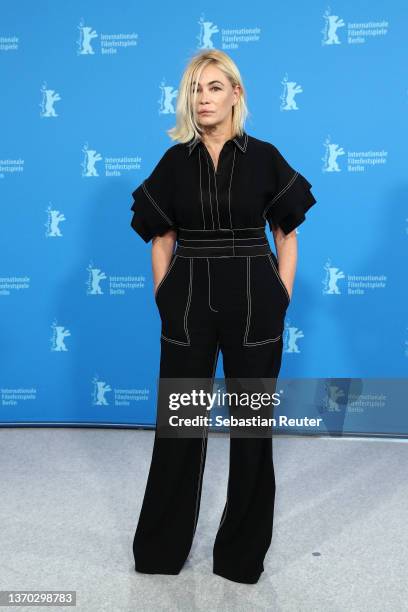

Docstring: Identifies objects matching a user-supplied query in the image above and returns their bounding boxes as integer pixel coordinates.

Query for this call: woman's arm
[151,229,177,295]
[271,225,297,301]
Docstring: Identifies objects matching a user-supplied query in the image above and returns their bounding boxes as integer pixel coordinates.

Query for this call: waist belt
[174,227,271,258]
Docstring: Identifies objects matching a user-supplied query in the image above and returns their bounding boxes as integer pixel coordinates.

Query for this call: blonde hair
[167,49,249,144]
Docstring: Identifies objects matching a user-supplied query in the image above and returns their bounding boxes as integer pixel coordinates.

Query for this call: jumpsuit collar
[186,131,248,156]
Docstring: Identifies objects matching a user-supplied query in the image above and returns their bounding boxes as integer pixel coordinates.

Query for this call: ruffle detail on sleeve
[129,148,176,243]
[263,171,317,235]
[130,182,176,243]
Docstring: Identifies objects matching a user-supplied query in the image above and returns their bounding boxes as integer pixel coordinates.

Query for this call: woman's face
[192,64,240,131]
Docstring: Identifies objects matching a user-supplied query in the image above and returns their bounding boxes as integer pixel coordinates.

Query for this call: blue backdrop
[1,1,407,435]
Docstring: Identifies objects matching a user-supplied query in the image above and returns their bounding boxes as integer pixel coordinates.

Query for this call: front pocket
[243,255,288,347]
[155,256,192,346]
[154,254,178,301]
[267,252,291,306]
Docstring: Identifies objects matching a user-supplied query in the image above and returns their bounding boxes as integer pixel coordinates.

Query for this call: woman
[130,49,317,584]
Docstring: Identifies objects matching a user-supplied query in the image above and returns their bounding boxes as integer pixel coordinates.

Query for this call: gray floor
[0,428,407,612]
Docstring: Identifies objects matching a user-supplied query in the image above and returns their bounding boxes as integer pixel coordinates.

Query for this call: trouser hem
[213,565,263,585]
[135,564,183,576]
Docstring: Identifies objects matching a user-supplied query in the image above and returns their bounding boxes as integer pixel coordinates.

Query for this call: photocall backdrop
[1,2,407,436]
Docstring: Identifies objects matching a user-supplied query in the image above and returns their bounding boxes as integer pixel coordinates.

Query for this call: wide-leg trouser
[133,252,290,584]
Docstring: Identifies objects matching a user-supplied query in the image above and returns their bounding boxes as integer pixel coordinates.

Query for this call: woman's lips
[199,111,213,114]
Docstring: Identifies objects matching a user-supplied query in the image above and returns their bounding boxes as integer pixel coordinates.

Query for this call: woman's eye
[192,87,221,93]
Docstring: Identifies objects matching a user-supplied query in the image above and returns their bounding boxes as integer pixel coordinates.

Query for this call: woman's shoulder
[243,134,289,168]
[152,142,190,168]
[246,133,284,158]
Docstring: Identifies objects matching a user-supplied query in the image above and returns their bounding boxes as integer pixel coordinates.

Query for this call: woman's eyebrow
[192,80,224,87]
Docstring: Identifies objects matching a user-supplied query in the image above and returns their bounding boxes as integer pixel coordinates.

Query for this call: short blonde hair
[167,49,249,144]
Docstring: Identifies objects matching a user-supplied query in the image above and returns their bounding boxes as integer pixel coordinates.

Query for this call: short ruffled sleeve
[263,143,317,235]
[130,148,177,243]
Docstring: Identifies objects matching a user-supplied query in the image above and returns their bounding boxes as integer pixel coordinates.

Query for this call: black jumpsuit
[129,131,317,584]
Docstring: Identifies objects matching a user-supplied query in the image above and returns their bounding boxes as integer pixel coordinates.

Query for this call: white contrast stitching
[178,226,266,231]
[218,472,230,529]
[232,131,248,152]
[175,253,270,259]
[243,256,282,347]
[192,341,220,537]
[160,258,192,346]
[188,132,248,156]
[203,149,214,229]
[207,258,218,313]
[161,336,190,345]
[183,258,193,343]
[267,253,290,305]
[262,171,299,220]
[203,145,220,229]
[212,154,221,230]
[142,181,174,225]
[175,241,269,249]
[192,425,207,538]
[228,148,236,255]
[154,255,178,301]
[198,148,205,229]
[177,237,267,242]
